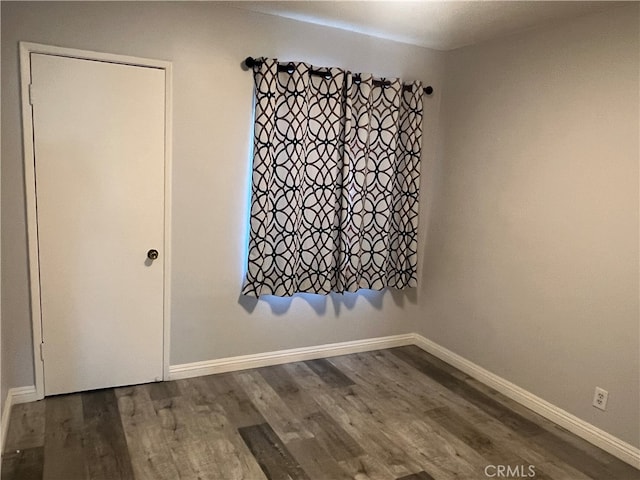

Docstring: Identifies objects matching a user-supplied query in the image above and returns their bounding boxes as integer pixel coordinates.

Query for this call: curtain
[242,58,424,297]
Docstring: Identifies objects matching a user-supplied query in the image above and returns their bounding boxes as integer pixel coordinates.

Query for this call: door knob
[147,249,159,260]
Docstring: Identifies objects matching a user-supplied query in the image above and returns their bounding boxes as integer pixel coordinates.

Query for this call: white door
[30,53,166,396]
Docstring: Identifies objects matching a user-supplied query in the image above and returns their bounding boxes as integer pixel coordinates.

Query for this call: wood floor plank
[464,376,564,430]
[538,423,640,479]
[153,384,267,480]
[82,389,135,480]
[258,364,365,464]
[287,437,353,480]
[371,350,489,424]
[332,353,443,414]
[42,394,87,480]
[234,370,313,443]
[172,438,223,480]
[115,385,180,480]
[365,350,496,429]
[337,455,397,480]
[536,460,596,480]
[387,348,640,479]
[383,410,486,479]
[376,349,634,480]
[303,410,364,462]
[389,347,544,436]
[462,374,634,476]
[531,430,639,480]
[426,406,554,479]
[4,347,637,480]
[199,373,266,428]
[310,387,421,478]
[332,353,538,479]
[258,365,319,418]
[1,446,44,480]
[281,362,328,391]
[175,376,218,408]
[174,380,269,480]
[238,423,310,480]
[401,346,472,383]
[471,412,593,480]
[396,471,436,480]
[147,380,180,401]
[258,365,302,397]
[208,435,269,480]
[152,395,224,480]
[3,400,45,452]
[379,350,570,479]
[304,358,355,388]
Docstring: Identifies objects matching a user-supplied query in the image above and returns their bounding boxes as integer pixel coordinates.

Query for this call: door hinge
[39,342,44,361]
[29,84,35,105]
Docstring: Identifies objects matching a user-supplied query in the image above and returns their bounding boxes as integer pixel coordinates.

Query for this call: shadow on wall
[237,287,417,315]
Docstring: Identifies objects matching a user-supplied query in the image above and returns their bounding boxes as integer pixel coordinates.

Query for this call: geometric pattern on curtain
[241,58,424,297]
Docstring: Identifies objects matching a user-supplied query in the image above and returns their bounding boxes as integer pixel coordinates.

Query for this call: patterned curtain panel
[242,58,424,297]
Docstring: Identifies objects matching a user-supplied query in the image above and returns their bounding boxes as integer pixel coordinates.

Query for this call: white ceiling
[232,1,626,51]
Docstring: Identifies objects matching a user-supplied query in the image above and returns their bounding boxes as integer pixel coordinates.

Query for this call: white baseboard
[3,333,638,469]
[411,333,640,469]
[1,386,38,453]
[169,333,415,380]
[172,332,639,468]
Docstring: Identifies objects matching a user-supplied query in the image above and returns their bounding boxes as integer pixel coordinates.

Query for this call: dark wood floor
[2,346,639,480]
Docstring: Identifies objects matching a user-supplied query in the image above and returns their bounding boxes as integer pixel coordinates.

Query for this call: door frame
[19,42,173,399]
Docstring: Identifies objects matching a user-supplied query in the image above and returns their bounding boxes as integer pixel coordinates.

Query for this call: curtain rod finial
[244,56,258,69]
[425,86,434,95]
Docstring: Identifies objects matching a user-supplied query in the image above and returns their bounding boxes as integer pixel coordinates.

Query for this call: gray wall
[419,4,639,447]
[0,2,443,391]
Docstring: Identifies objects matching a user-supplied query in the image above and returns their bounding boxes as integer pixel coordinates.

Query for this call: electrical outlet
[593,387,608,411]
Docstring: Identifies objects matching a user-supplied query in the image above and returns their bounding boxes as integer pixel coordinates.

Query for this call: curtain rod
[244,57,433,96]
